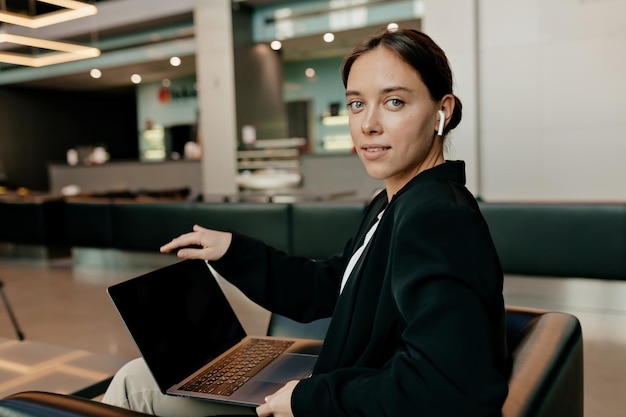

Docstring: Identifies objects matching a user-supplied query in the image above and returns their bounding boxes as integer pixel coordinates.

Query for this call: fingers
[255,402,270,417]
[255,380,297,417]
[159,231,199,253]
[160,225,232,261]
[173,247,209,260]
[256,395,275,417]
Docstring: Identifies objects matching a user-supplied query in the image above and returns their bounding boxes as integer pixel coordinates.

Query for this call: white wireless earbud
[437,110,445,136]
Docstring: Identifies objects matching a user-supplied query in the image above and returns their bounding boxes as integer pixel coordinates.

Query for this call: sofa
[0,196,68,257]
[480,203,626,279]
[2,197,625,279]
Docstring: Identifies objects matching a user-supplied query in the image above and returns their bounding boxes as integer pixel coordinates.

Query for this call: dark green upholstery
[480,203,626,279]
[192,203,291,253]
[0,201,47,244]
[109,202,292,253]
[64,201,114,248]
[111,202,196,252]
[4,199,626,280]
[0,199,66,246]
[290,202,365,259]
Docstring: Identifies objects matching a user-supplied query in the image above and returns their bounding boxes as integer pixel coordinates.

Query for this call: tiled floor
[0,336,128,399]
[0,256,624,416]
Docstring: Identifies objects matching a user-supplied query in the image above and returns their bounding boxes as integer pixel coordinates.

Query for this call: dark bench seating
[290,201,366,259]
[0,198,68,258]
[63,200,366,260]
[480,203,626,280]
[2,198,625,279]
[0,199,65,246]
[64,200,115,248]
[110,201,293,253]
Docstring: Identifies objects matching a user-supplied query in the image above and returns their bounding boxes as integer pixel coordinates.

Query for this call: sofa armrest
[0,391,254,417]
[503,307,584,417]
[0,391,148,417]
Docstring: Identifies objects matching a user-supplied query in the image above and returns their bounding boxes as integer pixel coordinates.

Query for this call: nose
[361,107,382,135]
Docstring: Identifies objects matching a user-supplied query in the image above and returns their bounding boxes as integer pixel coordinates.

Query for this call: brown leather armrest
[503,306,584,417]
[0,391,253,417]
[0,391,149,417]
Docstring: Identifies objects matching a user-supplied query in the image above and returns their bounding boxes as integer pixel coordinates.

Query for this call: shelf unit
[236,138,306,190]
[237,138,305,171]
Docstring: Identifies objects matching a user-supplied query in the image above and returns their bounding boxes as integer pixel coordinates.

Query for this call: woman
[103,28,509,417]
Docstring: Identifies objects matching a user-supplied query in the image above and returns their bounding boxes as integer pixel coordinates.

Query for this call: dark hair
[341,28,462,135]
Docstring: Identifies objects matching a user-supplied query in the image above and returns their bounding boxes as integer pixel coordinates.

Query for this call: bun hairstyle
[341,28,462,136]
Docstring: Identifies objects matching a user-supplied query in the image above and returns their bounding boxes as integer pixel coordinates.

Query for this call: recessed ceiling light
[270,40,282,51]
[131,74,142,84]
[305,68,315,78]
[169,56,181,67]
[323,32,335,43]
[90,68,102,79]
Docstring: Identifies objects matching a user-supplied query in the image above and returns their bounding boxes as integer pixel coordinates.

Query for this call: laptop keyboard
[180,338,295,396]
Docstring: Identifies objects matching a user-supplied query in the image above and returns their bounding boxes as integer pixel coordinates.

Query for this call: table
[0,337,128,399]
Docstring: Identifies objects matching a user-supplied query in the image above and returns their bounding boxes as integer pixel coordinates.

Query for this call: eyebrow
[345,86,413,97]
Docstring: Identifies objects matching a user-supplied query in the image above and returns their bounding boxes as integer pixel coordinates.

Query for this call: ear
[435,94,456,136]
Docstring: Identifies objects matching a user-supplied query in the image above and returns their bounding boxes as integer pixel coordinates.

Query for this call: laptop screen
[107,259,247,391]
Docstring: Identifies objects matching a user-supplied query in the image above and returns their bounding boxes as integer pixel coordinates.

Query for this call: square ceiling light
[0,33,100,67]
[0,0,97,29]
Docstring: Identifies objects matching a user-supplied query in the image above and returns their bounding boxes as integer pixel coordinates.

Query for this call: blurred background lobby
[1,1,626,416]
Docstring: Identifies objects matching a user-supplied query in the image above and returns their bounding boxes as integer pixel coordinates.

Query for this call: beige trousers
[102,358,256,416]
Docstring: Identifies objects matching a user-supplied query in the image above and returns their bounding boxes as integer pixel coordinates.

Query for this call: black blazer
[212,161,509,417]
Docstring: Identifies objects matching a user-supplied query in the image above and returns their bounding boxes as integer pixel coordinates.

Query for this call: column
[194,0,239,197]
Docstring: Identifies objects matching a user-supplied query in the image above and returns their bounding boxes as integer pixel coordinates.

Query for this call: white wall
[425,0,626,202]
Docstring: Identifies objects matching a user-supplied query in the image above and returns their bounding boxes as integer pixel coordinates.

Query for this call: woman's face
[346,47,445,198]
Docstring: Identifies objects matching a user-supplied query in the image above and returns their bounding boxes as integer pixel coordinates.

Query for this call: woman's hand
[256,380,298,417]
[160,224,232,261]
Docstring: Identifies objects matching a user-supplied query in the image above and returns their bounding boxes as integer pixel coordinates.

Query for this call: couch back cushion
[480,203,626,279]
[290,202,366,259]
[192,203,291,253]
[64,201,114,248]
[111,202,195,252]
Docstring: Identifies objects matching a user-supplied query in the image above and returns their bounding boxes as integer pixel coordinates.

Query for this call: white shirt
[340,210,385,294]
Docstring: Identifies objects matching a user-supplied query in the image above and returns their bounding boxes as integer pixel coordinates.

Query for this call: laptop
[107,259,322,407]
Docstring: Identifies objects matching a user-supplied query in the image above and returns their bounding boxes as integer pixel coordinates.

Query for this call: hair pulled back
[341,28,462,136]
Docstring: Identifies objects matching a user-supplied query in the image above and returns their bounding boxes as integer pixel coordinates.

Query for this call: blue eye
[388,98,404,107]
[348,101,364,110]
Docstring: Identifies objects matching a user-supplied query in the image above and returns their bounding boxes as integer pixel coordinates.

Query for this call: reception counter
[48,153,383,201]
[48,160,202,197]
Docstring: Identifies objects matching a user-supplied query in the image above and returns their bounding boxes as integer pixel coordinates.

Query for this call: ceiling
[0,0,419,92]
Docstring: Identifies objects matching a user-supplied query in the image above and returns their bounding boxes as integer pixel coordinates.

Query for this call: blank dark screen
[108,260,247,390]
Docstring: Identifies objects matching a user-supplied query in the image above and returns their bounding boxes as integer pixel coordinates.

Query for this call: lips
[360,145,391,160]
[362,145,391,152]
